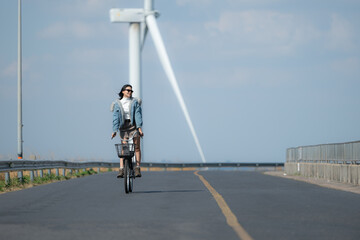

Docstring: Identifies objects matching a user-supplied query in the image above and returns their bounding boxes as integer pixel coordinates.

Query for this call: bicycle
[115,131,138,194]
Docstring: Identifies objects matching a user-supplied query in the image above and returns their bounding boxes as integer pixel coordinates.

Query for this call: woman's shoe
[117,168,124,178]
[135,167,141,177]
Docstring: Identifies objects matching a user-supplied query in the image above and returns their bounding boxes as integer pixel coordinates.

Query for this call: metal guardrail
[142,162,284,168]
[286,140,360,164]
[0,160,283,173]
[0,160,283,184]
[0,160,118,172]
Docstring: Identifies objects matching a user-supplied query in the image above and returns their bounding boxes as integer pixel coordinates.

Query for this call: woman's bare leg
[120,158,124,168]
[134,136,141,166]
[135,151,141,166]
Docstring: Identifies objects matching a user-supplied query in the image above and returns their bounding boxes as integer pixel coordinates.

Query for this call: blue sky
[0,0,359,162]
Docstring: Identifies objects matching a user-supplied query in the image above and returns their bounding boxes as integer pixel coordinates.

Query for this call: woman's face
[122,86,133,98]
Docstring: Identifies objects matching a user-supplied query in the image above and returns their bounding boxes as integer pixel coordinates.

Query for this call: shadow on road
[134,189,203,194]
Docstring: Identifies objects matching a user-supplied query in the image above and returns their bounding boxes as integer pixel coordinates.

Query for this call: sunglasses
[124,89,133,93]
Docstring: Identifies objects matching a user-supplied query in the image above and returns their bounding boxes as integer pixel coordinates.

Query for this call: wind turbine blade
[140,23,148,51]
[145,14,206,163]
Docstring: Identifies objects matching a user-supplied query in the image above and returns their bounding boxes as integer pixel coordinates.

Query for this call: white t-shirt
[120,97,131,119]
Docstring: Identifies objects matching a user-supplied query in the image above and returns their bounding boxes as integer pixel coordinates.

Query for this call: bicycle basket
[115,143,135,158]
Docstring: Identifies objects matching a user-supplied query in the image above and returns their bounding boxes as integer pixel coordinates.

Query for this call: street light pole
[17,0,23,159]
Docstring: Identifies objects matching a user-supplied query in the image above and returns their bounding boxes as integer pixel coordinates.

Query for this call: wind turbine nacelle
[110,8,146,23]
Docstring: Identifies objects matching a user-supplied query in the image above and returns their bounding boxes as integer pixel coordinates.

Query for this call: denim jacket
[111,98,143,132]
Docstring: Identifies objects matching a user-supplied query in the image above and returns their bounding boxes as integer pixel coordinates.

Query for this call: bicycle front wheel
[129,160,133,193]
[124,159,131,194]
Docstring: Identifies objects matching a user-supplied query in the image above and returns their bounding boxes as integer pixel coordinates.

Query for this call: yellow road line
[194,171,254,240]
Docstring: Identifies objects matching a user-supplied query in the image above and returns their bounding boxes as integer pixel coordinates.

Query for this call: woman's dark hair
[118,84,132,99]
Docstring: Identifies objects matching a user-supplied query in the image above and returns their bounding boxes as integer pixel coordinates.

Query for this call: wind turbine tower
[110,0,206,163]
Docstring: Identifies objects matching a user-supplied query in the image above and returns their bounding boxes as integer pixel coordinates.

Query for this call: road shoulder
[264,171,360,195]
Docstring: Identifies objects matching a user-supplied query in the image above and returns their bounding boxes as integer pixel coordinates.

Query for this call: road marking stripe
[194,171,254,240]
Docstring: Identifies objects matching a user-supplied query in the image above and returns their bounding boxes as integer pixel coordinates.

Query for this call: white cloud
[225,0,283,4]
[58,0,118,17]
[67,47,126,65]
[1,60,32,78]
[1,61,17,77]
[326,14,356,51]
[176,0,282,7]
[177,65,293,89]
[176,0,212,6]
[205,10,321,55]
[38,21,120,39]
[330,57,360,76]
[160,21,202,48]
[39,22,88,39]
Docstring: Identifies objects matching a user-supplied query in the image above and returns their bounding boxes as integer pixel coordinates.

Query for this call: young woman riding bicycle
[111,84,144,178]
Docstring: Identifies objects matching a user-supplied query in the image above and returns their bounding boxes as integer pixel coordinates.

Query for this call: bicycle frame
[115,130,139,194]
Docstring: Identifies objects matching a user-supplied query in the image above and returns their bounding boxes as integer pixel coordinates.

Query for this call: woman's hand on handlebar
[138,128,144,137]
[111,132,116,139]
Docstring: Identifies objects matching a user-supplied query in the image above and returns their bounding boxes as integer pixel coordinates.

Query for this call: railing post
[30,170,34,182]
[18,171,23,181]
[5,172,10,184]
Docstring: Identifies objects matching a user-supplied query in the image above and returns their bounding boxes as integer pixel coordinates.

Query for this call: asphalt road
[0,171,359,240]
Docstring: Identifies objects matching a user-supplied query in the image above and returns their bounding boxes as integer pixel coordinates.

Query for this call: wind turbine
[110,0,206,163]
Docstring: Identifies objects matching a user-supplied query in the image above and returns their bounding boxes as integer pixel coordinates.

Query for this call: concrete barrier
[285,162,360,185]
